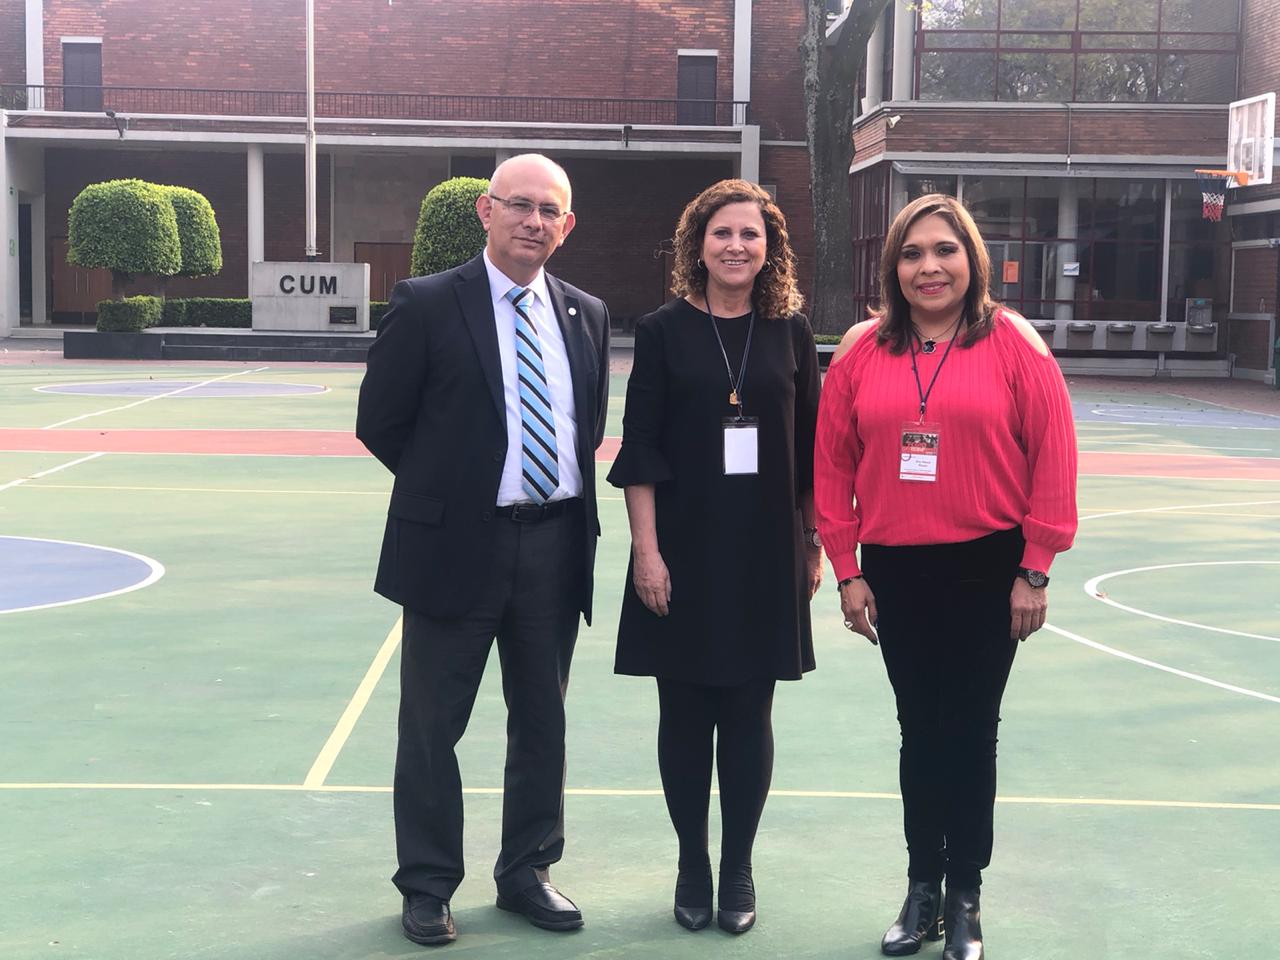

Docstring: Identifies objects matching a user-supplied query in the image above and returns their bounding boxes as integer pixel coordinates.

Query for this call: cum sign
[250,261,371,332]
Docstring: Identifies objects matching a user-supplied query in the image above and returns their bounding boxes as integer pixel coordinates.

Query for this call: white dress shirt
[483,250,583,505]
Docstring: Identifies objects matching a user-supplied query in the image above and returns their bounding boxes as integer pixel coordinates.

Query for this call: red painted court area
[3,429,1278,480]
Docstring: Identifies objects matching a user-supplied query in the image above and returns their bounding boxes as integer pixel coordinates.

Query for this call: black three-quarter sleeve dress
[607,297,821,686]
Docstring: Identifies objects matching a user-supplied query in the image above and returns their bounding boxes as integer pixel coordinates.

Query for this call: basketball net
[1194,169,1248,222]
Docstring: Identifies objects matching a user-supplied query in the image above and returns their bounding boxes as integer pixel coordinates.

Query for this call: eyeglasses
[488,193,568,223]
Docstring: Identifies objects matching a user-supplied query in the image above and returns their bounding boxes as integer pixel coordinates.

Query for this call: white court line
[42,366,268,429]
[1080,440,1269,452]
[0,535,165,615]
[0,451,105,493]
[0,781,1274,811]
[1083,561,1280,643]
[29,483,386,496]
[1079,498,1280,523]
[1165,391,1280,419]
[1043,623,1280,705]
[303,616,403,788]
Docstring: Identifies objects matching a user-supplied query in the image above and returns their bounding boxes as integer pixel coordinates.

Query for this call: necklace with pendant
[915,315,963,355]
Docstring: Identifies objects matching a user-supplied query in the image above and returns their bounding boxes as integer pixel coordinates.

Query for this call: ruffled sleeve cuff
[607,442,673,487]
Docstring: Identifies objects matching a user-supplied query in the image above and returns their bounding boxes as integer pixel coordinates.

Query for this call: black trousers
[392,503,584,901]
[861,527,1023,890]
[655,677,777,908]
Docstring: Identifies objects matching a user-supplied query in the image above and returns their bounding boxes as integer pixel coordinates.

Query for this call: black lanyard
[907,321,961,421]
[708,305,755,420]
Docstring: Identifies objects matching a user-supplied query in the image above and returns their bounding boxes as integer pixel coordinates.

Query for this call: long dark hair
[875,193,997,354]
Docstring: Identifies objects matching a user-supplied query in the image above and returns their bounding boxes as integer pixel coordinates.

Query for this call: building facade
[850,0,1278,381]
[0,0,812,335]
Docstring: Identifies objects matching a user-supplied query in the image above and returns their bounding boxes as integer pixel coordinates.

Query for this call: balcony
[1,84,750,128]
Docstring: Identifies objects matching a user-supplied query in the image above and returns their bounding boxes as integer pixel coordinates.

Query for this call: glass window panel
[1081,32,1159,49]
[1078,0,1157,31]
[1000,32,1074,49]
[1168,180,1215,243]
[1017,241,1051,302]
[964,176,1024,238]
[1087,242,1161,319]
[1161,0,1239,33]
[1158,54,1237,103]
[923,31,998,48]
[1080,180,1161,242]
[1167,243,1222,318]
[918,51,997,100]
[985,239,1024,302]
[921,0,998,30]
[1024,178,1062,238]
[999,0,1077,31]
[1075,53,1157,101]
[906,175,959,200]
[1160,32,1237,51]
[1018,300,1057,320]
[998,52,1074,100]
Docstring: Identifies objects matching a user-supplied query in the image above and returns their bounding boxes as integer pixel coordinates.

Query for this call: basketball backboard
[1227,92,1275,187]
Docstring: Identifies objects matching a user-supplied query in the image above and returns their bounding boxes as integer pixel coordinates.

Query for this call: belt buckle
[510,502,547,523]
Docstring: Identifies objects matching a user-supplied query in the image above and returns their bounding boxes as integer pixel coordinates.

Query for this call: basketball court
[1,347,1277,960]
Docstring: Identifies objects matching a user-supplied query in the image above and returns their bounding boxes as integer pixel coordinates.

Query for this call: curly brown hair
[670,179,804,320]
[876,193,997,354]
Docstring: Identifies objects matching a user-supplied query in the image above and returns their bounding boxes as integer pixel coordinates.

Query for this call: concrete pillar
[247,145,264,268]
[0,128,14,337]
[1054,179,1078,323]
[740,125,760,183]
[864,17,885,111]
[891,1,915,101]
[26,0,44,108]
[733,0,752,110]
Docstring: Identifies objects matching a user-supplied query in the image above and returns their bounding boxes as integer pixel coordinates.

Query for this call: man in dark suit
[356,154,609,947]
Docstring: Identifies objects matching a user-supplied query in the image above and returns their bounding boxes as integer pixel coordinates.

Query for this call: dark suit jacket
[356,253,610,623]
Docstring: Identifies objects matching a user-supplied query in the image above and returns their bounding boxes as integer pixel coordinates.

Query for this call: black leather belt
[495,498,580,523]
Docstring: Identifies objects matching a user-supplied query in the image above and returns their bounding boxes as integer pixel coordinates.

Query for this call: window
[677,55,717,125]
[62,41,102,112]
[915,0,1238,103]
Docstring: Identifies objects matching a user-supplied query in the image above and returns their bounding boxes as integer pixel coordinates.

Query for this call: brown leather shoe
[496,881,584,931]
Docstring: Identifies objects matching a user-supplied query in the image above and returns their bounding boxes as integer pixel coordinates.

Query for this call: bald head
[490,154,573,211]
[476,153,577,285]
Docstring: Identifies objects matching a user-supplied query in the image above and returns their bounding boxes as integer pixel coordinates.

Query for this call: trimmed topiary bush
[161,298,189,326]
[97,295,163,332]
[410,176,489,277]
[162,186,223,278]
[184,298,251,327]
[69,180,181,296]
[370,301,390,330]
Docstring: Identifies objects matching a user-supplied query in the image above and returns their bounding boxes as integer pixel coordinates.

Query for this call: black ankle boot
[941,886,983,960]
[881,879,944,956]
[716,864,756,934]
[673,864,713,931]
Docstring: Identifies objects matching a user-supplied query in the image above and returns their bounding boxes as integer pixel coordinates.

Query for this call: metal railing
[1,84,750,126]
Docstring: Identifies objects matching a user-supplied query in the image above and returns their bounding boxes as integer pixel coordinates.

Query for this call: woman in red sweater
[814,194,1077,960]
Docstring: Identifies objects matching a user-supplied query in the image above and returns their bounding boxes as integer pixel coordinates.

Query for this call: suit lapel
[454,255,505,426]
[546,275,591,443]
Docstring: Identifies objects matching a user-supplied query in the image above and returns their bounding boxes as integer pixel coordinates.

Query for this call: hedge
[152,299,386,328]
[97,296,163,332]
[370,301,389,329]
[69,180,182,278]
[411,176,489,277]
[162,186,223,277]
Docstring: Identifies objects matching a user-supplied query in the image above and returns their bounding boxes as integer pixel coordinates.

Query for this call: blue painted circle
[37,380,326,398]
[0,537,162,614]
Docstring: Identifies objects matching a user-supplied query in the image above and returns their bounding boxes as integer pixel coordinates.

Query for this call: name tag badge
[723,417,760,475]
[900,422,941,482]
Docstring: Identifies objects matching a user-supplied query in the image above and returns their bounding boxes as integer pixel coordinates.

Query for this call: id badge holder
[722,417,760,475]
[899,422,941,482]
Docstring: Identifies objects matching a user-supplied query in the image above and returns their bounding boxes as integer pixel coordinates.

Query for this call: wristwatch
[804,527,822,548]
[1017,567,1049,588]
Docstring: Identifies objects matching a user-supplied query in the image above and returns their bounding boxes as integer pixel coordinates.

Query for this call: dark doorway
[18,204,32,322]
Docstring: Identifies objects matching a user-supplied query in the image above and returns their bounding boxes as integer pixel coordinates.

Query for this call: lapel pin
[568,306,578,317]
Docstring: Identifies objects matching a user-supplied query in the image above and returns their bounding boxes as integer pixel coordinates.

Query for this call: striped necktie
[506,286,560,503]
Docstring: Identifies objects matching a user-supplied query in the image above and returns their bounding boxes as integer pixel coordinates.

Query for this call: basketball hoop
[1194,169,1248,222]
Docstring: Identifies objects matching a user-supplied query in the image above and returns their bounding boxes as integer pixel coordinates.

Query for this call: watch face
[1022,569,1048,588]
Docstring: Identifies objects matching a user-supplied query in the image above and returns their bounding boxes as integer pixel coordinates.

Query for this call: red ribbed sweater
[814,310,1078,581]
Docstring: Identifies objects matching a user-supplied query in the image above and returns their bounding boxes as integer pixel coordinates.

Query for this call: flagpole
[304,0,318,261]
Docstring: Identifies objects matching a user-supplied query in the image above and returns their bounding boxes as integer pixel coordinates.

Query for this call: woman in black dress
[607,179,822,934]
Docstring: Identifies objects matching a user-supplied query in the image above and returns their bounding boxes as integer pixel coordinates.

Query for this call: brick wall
[750,0,807,141]
[552,155,733,322]
[1232,247,1278,315]
[0,0,24,86]
[39,0,737,107]
[44,147,331,300]
[760,145,814,310]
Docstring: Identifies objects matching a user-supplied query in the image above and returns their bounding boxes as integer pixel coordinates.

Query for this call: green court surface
[1,360,1277,959]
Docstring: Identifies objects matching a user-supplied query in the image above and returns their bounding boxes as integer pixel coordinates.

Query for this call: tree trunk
[804,0,894,335]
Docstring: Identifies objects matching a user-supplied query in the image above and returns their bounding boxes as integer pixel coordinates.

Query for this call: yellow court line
[0,781,1275,811]
[303,615,403,788]
[29,483,386,496]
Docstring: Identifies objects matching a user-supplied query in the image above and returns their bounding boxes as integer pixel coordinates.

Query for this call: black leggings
[862,527,1024,890]
[656,677,776,909]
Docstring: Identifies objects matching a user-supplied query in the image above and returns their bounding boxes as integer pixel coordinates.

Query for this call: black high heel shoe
[941,886,983,960]
[673,865,713,931]
[881,879,944,956]
[716,865,756,934]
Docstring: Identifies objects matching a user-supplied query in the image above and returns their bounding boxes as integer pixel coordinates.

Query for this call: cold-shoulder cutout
[831,318,879,365]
